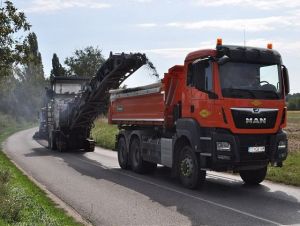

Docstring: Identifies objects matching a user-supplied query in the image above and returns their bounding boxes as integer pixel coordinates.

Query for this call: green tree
[288,101,296,110]
[287,94,300,110]
[0,0,31,77]
[21,32,44,81]
[0,31,46,120]
[20,32,45,119]
[296,98,300,110]
[51,53,66,77]
[64,46,105,77]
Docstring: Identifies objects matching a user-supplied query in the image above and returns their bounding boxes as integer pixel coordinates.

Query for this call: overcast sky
[12,0,300,93]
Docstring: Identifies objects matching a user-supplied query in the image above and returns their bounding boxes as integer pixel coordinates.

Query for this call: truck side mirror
[217,55,230,65]
[282,65,290,95]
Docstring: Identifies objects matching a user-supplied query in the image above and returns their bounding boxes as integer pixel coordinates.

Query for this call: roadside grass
[267,152,300,186]
[92,111,300,187]
[0,113,83,226]
[266,111,300,186]
[91,117,118,150]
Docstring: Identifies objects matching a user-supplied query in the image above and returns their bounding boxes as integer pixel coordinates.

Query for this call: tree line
[51,46,105,77]
[0,1,45,121]
[0,1,105,122]
[287,93,300,110]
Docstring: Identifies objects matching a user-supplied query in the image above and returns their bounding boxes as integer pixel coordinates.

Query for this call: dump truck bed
[109,82,165,126]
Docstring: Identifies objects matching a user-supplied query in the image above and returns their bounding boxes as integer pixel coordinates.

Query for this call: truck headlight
[278,140,287,149]
[216,142,231,151]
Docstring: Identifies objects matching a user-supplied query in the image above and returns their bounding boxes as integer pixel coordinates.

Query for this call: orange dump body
[109,83,166,126]
[108,66,184,127]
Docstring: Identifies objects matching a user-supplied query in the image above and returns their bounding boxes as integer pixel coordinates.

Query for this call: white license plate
[248,146,265,153]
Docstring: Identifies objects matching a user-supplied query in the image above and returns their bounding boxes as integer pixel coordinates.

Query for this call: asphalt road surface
[3,128,300,226]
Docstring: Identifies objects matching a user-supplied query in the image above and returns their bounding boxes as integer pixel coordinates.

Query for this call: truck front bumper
[201,129,288,171]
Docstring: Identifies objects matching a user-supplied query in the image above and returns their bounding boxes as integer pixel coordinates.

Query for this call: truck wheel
[239,166,267,185]
[118,137,129,169]
[84,144,95,152]
[84,140,95,152]
[178,145,206,189]
[56,135,67,152]
[130,137,156,174]
[48,131,57,150]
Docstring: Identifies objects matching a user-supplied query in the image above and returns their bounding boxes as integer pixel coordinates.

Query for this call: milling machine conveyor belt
[68,52,147,130]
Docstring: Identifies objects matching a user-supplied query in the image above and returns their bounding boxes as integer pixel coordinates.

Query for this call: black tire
[239,166,267,185]
[84,140,95,152]
[56,134,67,152]
[48,131,57,150]
[118,137,129,169]
[84,144,95,152]
[178,145,206,189]
[130,137,157,174]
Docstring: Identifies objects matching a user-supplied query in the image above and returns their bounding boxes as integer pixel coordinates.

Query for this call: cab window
[187,59,213,92]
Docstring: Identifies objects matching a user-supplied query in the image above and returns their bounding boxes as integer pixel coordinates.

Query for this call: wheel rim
[130,140,140,168]
[180,154,194,178]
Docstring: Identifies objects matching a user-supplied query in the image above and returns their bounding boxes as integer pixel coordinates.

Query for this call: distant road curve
[3,128,300,226]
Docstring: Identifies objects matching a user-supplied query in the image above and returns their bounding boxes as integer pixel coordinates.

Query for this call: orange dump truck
[108,40,290,189]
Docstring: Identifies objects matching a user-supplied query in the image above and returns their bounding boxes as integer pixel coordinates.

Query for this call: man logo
[246,118,266,124]
[253,108,260,113]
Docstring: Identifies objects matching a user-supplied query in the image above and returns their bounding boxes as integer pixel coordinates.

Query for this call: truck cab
[179,42,289,173]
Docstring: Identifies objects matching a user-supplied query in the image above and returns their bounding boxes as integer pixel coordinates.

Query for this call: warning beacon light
[216,38,223,46]
[267,43,273,49]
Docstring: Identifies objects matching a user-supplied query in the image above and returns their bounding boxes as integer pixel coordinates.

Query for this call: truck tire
[178,145,206,189]
[48,131,57,150]
[117,137,129,169]
[84,144,95,152]
[130,137,157,174]
[56,135,67,152]
[239,166,267,185]
[84,139,95,152]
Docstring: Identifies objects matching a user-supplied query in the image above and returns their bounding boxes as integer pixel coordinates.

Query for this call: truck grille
[231,108,278,129]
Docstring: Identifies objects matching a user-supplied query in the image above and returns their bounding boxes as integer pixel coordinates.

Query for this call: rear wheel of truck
[118,136,129,169]
[130,137,157,174]
[48,131,57,150]
[239,166,267,185]
[178,145,206,189]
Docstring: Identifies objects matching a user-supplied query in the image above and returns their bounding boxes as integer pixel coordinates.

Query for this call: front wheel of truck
[239,166,267,185]
[178,145,206,189]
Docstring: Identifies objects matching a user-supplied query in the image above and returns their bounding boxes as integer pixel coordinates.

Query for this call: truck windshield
[219,62,282,99]
[54,83,82,94]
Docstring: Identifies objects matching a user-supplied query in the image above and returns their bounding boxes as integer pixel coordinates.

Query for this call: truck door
[186,58,216,127]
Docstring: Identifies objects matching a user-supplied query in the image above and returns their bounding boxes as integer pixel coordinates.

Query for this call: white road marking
[76,157,281,226]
